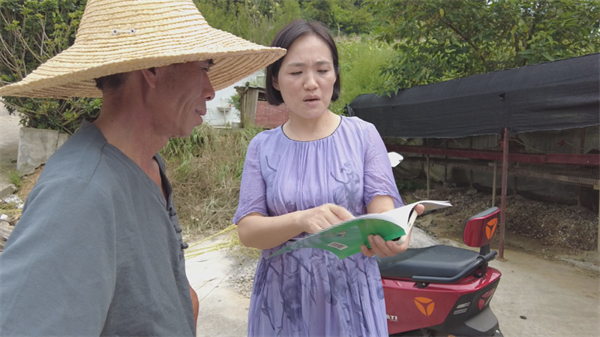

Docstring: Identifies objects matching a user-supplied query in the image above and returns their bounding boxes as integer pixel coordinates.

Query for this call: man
[0,0,284,335]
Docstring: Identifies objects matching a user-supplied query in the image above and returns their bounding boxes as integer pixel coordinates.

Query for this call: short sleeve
[0,178,117,336]
[233,136,268,224]
[362,122,403,208]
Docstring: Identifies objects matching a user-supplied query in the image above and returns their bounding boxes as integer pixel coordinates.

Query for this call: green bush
[0,0,101,134]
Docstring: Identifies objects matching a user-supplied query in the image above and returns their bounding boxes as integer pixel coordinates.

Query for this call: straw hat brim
[0,0,285,99]
[0,48,284,99]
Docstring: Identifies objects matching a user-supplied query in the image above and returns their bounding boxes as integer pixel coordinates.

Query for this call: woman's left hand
[360,204,425,258]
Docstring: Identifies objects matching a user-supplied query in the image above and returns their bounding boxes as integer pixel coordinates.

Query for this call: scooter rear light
[478,288,497,310]
[449,300,469,315]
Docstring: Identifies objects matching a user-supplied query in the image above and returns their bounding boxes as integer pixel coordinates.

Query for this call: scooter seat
[377,245,480,280]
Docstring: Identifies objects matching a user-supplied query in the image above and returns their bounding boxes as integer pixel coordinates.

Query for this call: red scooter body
[378,207,504,336]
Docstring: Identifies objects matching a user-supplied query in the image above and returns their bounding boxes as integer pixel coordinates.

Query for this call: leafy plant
[227,94,242,112]
[329,36,395,114]
[395,178,424,192]
[0,0,101,134]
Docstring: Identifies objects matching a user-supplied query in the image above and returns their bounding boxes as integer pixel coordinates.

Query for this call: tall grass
[160,125,263,238]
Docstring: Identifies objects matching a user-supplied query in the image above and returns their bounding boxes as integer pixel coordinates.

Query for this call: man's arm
[0,178,117,335]
[190,285,199,330]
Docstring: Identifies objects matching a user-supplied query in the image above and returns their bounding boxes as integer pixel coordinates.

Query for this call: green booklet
[270,200,452,260]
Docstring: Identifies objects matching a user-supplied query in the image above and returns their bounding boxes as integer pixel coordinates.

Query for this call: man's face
[155,60,215,138]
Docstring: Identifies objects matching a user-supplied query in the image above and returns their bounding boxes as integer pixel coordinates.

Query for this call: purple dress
[233,116,403,337]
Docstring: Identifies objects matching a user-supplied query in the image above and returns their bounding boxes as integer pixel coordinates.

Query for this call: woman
[234,19,423,337]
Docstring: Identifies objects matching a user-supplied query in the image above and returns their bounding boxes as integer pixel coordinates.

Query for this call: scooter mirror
[463,207,500,248]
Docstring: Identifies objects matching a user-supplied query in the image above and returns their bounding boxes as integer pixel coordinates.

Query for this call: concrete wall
[0,98,8,115]
[17,128,68,175]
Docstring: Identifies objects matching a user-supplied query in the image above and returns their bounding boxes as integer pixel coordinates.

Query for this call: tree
[331,1,372,36]
[302,0,335,28]
[367,0,600,92]
[329,37,395,115]
[302,0,373,36]
[194,0,302,46]
[0,0,101,133]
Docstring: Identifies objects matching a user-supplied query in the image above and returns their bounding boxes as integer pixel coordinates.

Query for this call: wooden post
[499,127,509,261]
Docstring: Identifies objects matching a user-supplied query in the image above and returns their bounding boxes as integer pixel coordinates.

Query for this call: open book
[270,200,452,259]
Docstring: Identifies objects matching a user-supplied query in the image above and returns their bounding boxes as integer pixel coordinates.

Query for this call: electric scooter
[378,206,504,337]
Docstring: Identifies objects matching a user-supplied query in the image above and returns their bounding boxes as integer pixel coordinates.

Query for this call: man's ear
[140,67,158,88]
[272,76,280,91]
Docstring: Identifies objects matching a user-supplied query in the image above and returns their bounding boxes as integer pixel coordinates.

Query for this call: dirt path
[489,248,599,337]
[434,233,600,337]
[421,207,599,337]
[190,228,599,337]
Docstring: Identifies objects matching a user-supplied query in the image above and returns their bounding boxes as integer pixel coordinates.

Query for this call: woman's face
[273,34,336,120]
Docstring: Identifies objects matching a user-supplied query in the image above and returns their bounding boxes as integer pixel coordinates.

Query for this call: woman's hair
[266,19,340,106]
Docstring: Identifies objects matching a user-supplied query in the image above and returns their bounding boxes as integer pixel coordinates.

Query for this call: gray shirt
[0,121,195,336]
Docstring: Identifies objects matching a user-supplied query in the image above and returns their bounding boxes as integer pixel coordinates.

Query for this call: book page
[383,200,452,223]
[270,200,451,259]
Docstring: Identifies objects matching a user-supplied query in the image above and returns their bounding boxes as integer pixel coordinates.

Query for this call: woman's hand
[295,203,354,234]
[361,204,425,258]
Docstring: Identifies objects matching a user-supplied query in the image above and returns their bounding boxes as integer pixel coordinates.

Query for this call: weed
[396,178,424,192]
[8,170,22,188]
[163,125,262,236]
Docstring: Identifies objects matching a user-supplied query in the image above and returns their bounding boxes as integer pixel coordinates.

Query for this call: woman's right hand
[295,203,354,234]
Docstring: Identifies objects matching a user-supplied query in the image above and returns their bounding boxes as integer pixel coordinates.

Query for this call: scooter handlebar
[411,251,497,284]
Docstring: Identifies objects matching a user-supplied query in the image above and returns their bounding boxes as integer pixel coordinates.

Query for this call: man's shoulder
[41,126,105,183]
[38,122,134,191]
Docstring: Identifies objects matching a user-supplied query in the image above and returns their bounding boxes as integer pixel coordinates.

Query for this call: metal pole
[426,155,430,199]
[492,161,497,207]
[579,128,586,206]
[597,184,600,252]
[470,169,474,188]
[499,127,509,261]
[469,136,474,188]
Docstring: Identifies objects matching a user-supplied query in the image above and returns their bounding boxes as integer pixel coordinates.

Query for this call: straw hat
[0,0,286,98]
